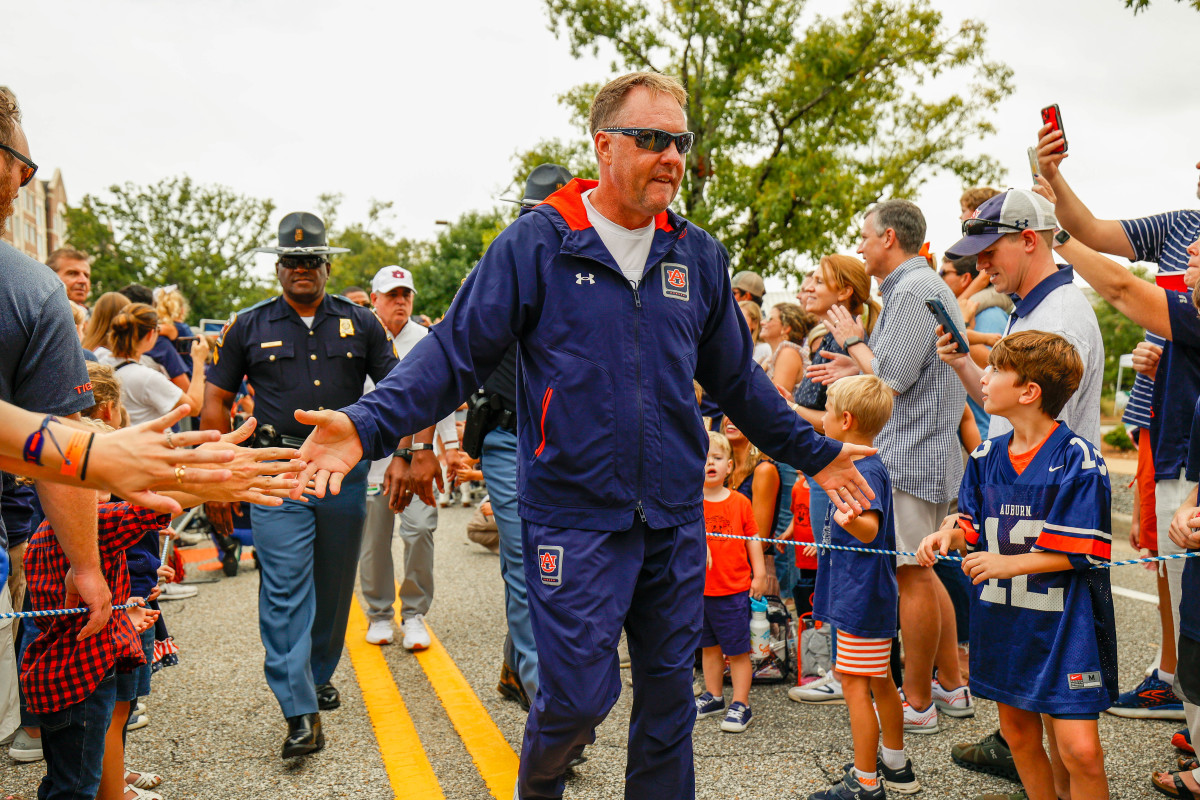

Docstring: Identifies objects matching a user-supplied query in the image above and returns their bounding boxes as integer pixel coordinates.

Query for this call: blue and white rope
[0,601,144,622]
[705,532,1200,570]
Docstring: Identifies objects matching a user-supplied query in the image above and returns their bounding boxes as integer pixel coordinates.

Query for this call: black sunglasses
[600,128,695,155]
[961,217,1029,237]
[278,256,328,270]
[0,143,38,187]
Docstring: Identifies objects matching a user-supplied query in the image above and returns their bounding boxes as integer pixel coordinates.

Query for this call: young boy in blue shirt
[810,375,918,799]
[919,331,1116,800]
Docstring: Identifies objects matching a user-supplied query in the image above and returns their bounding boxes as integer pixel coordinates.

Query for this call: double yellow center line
[345,598,520,799]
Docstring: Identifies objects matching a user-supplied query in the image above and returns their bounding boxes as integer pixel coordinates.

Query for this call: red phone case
[1041,104,1067,154]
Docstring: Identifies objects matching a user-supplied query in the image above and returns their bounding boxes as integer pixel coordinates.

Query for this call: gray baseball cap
[946,189,1058,257]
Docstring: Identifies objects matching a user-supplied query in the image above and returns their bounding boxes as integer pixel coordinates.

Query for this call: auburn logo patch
[661,262,689,301]
[537,545,563,586]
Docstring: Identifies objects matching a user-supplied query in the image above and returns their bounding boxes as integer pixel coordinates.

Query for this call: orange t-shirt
[1008,423,1059,475]
[791,477,818,570]
[704,491,759,596]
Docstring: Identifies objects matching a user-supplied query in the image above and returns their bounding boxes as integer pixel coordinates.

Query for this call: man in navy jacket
[294,72,876,800]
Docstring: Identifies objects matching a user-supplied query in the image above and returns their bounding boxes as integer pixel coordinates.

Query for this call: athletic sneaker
[695,691,725,719]
[807,771,885,800]
[1105,672,1186,720]
[158,583,198,600]
[1174,728,1195,755]
[401,615,431,651]
[7,728,43,762]
[126,712,149,731]
[720,701,753,733]
[951,730,1021,783]
[841,756,921,794]
[901,696,939,734]
[365,619,394,645]
[932,677,975,718]
[788,671,844,704]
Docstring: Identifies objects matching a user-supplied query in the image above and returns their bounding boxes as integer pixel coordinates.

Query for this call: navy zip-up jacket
[343,179,841,531]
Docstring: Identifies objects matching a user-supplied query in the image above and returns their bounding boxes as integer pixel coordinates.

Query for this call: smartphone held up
[1040,104,1067,154]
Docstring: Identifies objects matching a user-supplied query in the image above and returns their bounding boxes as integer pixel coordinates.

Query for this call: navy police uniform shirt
[958,425,1118,716]
[209,294,398,440]
[812,454,897,639]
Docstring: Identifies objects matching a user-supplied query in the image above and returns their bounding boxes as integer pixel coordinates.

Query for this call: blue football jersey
[957,424,1118,715]
[813,455,899,639]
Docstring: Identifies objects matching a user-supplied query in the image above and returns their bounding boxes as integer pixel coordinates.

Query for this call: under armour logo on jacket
[576,273,595,285]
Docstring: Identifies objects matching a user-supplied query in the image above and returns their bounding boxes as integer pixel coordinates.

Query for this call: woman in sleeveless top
[723,416,781,598]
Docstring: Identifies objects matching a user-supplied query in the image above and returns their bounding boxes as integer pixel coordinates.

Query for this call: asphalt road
[0,502,1185,799]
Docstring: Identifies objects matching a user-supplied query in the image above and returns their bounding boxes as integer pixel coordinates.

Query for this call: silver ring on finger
[165,431,176,449]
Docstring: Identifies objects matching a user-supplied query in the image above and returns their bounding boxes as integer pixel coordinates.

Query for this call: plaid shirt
[870,258,967,504]
[20,502,169,714]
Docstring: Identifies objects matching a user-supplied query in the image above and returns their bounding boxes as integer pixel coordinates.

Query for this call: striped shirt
[1119,210,1200,429]
[871,258,967,504]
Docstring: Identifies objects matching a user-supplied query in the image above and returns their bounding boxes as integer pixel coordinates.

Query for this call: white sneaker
[159,583,198,600]
[787,671,844,704]
[931,678,974,718]
[902,696,940,734]
[366,620,394,645]
[8,728,43,762]
[402,614,431,650]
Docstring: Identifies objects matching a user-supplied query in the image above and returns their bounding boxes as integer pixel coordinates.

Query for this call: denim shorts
[115,627,155,701]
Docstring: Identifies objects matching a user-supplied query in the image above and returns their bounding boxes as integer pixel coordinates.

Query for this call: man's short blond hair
[827,375,894,439]
[589,72,688,137]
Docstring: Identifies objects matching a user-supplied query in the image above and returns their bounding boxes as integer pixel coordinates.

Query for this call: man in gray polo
[809,199,971,732]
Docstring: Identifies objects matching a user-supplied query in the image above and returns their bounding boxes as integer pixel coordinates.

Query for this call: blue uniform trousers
[480,427,539,699]
[518,517,704,800]
[250,460,369,718]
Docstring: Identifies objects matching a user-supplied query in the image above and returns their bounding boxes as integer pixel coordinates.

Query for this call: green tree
[422,210,511,319]
[1089,266,1152,395]
[1124,0,1200,12]
[64,176,276,320]
[541,0,1013,277]
[323,197,431,299]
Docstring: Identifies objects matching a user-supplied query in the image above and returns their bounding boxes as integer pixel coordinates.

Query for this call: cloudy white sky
[4,0,1198,291]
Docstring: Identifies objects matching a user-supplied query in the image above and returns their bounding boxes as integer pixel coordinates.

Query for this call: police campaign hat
[253,211,350,256]
[503,164,574,207]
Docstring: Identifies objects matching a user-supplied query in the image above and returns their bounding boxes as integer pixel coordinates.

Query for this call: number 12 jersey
[958,424,1118,716]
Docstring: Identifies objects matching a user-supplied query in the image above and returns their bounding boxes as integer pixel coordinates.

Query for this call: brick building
[1,167,67,261]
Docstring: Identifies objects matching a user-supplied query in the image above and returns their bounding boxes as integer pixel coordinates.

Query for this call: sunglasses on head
[0,143,38,187]
[600,128,695,155]
[278,256,328,270]
[961,217,1029,237]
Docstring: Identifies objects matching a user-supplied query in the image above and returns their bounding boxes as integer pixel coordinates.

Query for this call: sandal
[126,770,163,789]
[1182,756,1200,772]
[123,785,163,800]
[1153,770,1200,799]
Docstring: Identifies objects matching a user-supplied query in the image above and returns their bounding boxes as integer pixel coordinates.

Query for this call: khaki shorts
[892,489,950,567]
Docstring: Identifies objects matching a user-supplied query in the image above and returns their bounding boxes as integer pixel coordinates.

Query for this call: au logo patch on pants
[538,545,563,586]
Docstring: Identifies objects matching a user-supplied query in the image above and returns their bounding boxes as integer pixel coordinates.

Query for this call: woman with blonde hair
[723,416,781,598]
[738,300,771,366]
[794,254,880,542]
[82,292,132,353]
[101,303,209,425]
[154,285,195,369]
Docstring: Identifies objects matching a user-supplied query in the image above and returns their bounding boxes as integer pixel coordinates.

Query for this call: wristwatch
[1054,229,1071,246]
[394,443,435,461]
[844,336,864,350]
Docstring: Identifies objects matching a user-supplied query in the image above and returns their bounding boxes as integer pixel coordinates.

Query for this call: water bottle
[749,596,771,662]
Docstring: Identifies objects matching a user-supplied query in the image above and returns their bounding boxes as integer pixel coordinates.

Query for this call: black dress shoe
[315,682,340,710]
[281,713,324,758]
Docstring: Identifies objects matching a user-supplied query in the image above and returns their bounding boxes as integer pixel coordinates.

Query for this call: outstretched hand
[1035,123,1068,183]
[292,409,364,499]
[811,442,877,516]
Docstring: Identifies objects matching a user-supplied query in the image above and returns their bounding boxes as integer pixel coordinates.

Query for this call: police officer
[294,75,874,799]
[201,212,398,758]
[487,164,572,707]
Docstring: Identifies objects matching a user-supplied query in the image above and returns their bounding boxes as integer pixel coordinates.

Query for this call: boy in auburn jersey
[919,331,1116,800]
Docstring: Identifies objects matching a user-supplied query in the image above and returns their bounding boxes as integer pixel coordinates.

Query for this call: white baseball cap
[371,265,417,295]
